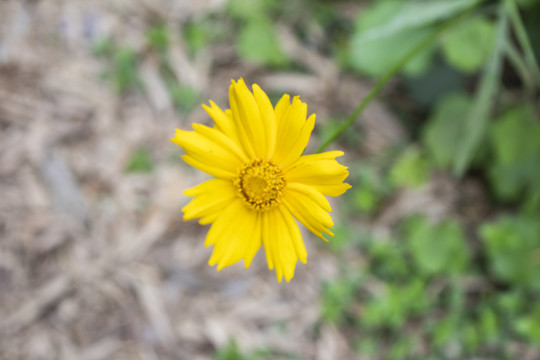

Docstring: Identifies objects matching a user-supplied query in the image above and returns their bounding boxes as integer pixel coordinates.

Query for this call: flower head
[171,79,350,282]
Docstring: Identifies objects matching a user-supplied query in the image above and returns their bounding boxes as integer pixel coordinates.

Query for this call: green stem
[453,2,507,176]
[316,0,484,153]
[505,0,540,86]
[504,40,534,93]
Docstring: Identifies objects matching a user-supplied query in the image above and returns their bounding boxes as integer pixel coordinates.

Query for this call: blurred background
[1,0,539,359]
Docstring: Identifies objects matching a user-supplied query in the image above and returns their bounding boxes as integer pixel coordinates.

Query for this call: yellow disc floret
[235,160,286,211]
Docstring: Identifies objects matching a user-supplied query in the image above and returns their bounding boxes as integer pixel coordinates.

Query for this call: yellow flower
[171,79,351,282]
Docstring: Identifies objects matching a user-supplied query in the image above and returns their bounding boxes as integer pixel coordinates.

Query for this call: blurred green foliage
[227,0,288,66]
[423,93,473,167]
[125,147,154,173]
[351,165,393,213]
[489,106,540,201]
[317,0,540,356]
[406,216,470,276]
[390,147,432,188]
[93,38,141,94]
[168,83,200,113]
[93,24,203,112]
[441,16,495,73]
[237,20,288,66]
[481,215,540,290]
[146,24,170,52]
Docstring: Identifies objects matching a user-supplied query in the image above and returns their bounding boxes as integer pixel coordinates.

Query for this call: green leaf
[489,106,540,200]
[237,20,287,66]
[227,0,276,21]
[424,93,473,167]
[480,215,540,290]
[516,303,540,343]
[390,147,432,188]
[405,217,469,276]
[357,0,476,40]
[462,322,481,352]
[441,16,496,73]
[351,20,435,76]
[497,290,525,316]
[433,314,459,348]
[480,307,499,343]
[349,0,476,77]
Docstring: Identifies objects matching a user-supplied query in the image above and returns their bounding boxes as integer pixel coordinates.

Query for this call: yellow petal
[283,188,334,241]
[286,182,332,212]
[202,101,239,143]
[182,155,236,179]
[286,151,351,196]
[192,123,248,163]
[278,206,307,264]
[171,128,242,179]
[206,200,262,270]
[252,84,277,158]
[227,84,256,159]
[274,94,290,131]
[280,114,315,168]
[230,79,268,158]
[272,96,310,167]
[262,209,303,282]
[182,179,237,223]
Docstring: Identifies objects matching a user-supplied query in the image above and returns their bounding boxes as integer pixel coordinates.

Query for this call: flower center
[235,160,286,211]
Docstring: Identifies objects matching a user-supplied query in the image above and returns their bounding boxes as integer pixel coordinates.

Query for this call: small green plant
[110,47,141,93]
[125,147,154,173]
[93,39,141,94]
[214,339,249,360]
[146,24,170,52]
[213,338,296,360]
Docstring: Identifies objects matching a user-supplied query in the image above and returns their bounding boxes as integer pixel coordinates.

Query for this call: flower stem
[504,0,540,86]
[316,0,484,153]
